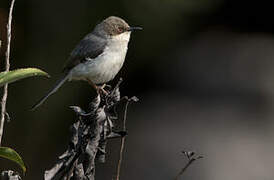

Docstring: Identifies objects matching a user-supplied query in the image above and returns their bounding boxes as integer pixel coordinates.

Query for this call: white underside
[69,32,130,84]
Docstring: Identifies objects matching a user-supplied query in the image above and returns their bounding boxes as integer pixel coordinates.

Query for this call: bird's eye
[118,27,124,33]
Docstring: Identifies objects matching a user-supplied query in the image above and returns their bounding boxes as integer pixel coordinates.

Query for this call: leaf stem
[0,0,16,146]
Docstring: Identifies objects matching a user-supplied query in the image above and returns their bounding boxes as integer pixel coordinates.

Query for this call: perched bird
[31,16,142,110]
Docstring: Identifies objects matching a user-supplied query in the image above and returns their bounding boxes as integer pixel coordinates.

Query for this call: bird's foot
[98,84,109,96]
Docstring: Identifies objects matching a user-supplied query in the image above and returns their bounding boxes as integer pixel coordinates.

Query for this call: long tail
[31,73,70,110]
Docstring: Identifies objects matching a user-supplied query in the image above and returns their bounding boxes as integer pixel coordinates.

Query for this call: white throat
[108,31,131,54]
[111,31,131,42]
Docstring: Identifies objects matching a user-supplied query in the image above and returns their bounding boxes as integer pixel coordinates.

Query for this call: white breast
[70,32,131,84]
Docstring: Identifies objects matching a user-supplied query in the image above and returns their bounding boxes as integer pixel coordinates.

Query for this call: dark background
[1,0,274,179]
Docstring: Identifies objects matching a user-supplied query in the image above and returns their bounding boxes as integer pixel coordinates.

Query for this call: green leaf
[0,147,26,173]
[0,68,49,87]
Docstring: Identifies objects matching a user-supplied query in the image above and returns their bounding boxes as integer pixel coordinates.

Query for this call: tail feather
[31,73,70,110]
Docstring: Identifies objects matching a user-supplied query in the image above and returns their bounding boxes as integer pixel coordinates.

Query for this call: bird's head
[94,16,142,39]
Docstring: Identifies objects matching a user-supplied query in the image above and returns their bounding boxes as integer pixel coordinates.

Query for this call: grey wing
[63,33,107,72]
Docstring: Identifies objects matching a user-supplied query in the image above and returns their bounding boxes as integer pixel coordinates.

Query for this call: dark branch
[44,80,137,180]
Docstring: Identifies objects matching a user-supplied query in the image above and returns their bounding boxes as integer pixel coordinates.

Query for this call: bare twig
[0,0,15,146]
[115,96,138,180]
[174,151,203,180]
[115,102,129,180]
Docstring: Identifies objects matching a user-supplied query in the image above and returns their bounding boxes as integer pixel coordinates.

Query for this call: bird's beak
[128,26,143,31]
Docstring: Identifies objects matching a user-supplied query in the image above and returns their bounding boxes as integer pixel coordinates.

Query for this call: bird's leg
[86,79,108,95]
[86,79,98,91]
[100,84,106,89]
[98,84,109,95]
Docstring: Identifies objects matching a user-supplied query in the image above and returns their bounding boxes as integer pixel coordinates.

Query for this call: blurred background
[1,0,274,179]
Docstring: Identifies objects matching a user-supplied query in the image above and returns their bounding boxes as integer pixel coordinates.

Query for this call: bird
[31,16,142,110]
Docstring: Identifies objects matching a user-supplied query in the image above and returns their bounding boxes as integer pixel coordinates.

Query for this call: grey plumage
[31,33,106,111]
[63,33,107,73]
[31,16,141,110]
[31,73,70,110]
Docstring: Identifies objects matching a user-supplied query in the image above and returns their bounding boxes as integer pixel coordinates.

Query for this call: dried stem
[115,96,138,180]
[44,82,137,180]
[115,99,129,180]
[174,158,195,180]
[0,0,15,146]
[174,151,203,180]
